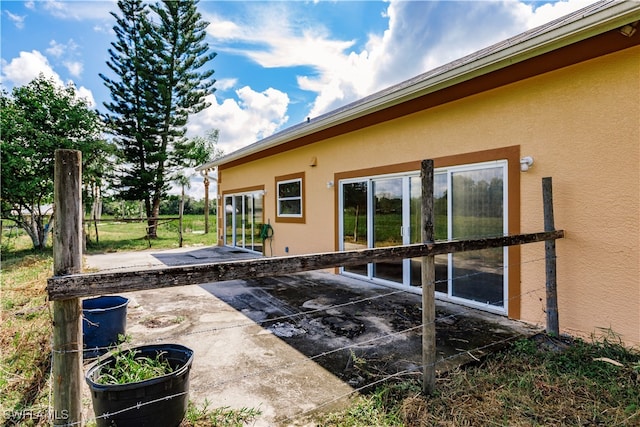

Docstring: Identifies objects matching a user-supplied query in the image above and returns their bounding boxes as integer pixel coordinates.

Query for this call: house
[197,0,640,346]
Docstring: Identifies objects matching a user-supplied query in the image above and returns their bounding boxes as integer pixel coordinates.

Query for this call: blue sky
[2,0,596,194]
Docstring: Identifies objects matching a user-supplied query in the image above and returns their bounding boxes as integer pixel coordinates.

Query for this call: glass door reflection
[342,181,368,276]
[372,177,403,283]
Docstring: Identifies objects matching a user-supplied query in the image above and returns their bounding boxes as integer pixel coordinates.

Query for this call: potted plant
[85,344,194,427]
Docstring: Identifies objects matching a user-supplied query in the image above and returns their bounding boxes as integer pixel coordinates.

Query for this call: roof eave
[196,0,640,171]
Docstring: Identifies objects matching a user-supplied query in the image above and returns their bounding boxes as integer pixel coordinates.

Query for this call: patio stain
[201,271,541,389]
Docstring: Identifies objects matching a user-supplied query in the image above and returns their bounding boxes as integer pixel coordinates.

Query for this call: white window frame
[338,160,508,315]
[277,177,303,218]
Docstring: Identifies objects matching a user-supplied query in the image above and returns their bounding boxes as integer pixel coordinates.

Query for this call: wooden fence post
[52,149,83,425]
[421,159,436,395]
[543,177,559,336]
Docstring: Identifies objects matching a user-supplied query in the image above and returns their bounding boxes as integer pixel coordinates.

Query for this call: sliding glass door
[223,191,264,253]
[340,175,412,284]
[339,161,508,312]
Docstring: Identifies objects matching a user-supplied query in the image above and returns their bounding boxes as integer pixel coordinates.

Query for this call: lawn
[0,216,222,426]
[319,334,640,426]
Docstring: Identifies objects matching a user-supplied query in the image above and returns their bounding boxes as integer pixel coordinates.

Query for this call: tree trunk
[36,215,46,250]
[147,197,161,239]
[27,213,43,250]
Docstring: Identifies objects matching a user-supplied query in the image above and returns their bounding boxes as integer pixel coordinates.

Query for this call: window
[275,172,305,223]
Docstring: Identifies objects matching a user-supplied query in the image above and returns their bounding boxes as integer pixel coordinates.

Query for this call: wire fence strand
[45,253,552,425]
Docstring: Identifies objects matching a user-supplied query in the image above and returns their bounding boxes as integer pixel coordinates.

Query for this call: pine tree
[147,0,217,236]
[100,0,216,238]
[100,0,160,223]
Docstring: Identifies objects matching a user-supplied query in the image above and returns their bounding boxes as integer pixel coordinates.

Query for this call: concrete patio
[81,246,541,426]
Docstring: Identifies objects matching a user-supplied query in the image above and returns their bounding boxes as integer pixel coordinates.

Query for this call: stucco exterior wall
[218,45,640,346]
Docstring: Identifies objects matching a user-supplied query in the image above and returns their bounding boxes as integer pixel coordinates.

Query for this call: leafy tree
[101,0,216,239]
[182,129,224,168]
[0,75,111,250]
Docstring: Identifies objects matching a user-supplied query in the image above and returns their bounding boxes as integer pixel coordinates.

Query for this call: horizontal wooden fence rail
[83,217,181,223]
[47,230,563,301]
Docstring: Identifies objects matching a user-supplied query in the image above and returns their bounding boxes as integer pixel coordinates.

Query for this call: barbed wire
[48,328,527,426]
[281,332,526,425]
[49,391,189,427]
[46,327,527,427]
[45,254,552,425]
[49,276,542,417]
[47,282,546,425]
[50,255,549,356]
[192,283,545,394]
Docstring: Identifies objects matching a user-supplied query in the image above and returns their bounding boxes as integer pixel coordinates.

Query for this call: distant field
[1,214,217,256]
[84,214,217,253]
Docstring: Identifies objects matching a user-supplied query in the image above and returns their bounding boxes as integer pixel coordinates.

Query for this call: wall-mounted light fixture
[520,156,534,172]
[309,156,317,167]
[619,21,638,37]
[327,181,334,189]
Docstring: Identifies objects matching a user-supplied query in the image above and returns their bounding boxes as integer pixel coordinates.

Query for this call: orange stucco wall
[218,45,640,346]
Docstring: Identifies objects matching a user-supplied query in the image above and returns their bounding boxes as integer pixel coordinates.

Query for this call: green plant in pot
[85,344,194,427]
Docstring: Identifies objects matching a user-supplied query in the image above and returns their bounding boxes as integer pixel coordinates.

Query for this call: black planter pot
[85,344,194,427]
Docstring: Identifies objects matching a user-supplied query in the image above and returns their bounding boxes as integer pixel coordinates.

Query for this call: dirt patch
[141,315,184,329]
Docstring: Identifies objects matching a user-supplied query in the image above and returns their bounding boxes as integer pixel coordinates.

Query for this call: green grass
[182,400,262,427]
[2,217,639,426]
[0,247,54,426]
[317,334,640,426]
[84,215,217,253]
[0,216,220,426]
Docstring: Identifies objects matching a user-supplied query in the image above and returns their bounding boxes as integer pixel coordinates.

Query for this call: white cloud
[205,3,355,70]
[301,0,598,118]
[214,78,238,92]
[523,0,597,28]
[64,61,83,77]
[40,0,116,20]
[206,0,597,122]
[1,50,63,87]
[75,85,96,107]
[183,0,601,156]
[46,39,84,76]
[46,40,66,57]
[1,50,95,107]
[50,39,80,57]
[5,10,26,29]
[206,14,243,40]
[188,87,290,154]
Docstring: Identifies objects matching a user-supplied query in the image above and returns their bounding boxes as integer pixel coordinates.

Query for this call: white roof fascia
[197,0,640,171]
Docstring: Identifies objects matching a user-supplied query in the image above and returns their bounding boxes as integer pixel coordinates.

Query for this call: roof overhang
[196,0,640,172]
